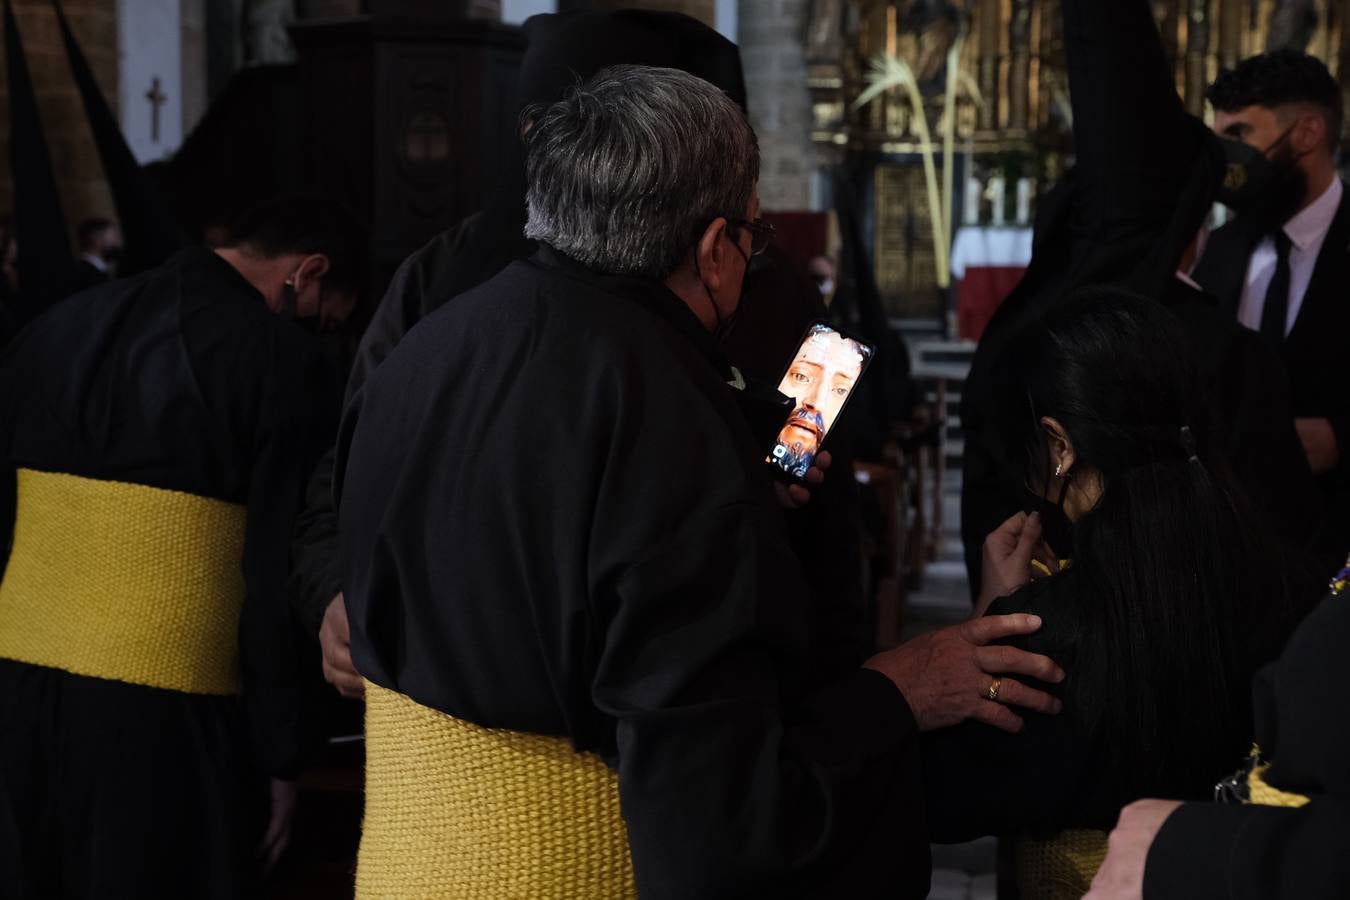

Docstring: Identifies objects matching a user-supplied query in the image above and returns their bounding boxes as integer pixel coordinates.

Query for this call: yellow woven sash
[358,680,636,899]
[1248,757,1311,808]
[0,468,246,695]
[1013,828,1109,900]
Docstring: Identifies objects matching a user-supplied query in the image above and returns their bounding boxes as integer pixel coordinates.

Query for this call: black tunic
[1144,586,1350,898]
[0,247,337,897]
[337,246,928,898]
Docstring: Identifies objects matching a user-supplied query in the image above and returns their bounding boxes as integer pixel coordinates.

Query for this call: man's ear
[694,217,729,291]
[1040,415,1076,476]
[292,253,331,294]
[1294,112,1327,156]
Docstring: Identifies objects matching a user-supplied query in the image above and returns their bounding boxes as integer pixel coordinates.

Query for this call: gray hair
[523,65,760,280]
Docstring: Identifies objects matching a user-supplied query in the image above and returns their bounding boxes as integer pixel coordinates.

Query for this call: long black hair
[996,288,1290,798]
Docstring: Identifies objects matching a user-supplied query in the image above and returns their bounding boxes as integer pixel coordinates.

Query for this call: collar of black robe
[528,243,734,381]
[175,244,271,308]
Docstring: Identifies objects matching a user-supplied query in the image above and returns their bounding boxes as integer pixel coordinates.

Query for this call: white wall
[716,0,737,42]
[119,0,184,163]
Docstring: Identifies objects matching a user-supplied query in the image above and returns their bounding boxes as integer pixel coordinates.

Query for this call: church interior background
[3,0,1347,332]
[1,2,1347,896]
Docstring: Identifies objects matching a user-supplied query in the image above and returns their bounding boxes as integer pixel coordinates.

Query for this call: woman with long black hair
[924,288,1304,894]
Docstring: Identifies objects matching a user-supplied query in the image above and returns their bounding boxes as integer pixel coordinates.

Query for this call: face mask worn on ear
[696,234,751,344]
[279,279,324,335]
[279,280,298,318]
[1027,486,1075,560]
[1217,125,1309,228]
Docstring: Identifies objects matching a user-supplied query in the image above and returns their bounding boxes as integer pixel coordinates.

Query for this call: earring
[1054,463,1063,478]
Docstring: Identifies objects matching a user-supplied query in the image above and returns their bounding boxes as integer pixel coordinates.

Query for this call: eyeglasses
[732,218,776,257]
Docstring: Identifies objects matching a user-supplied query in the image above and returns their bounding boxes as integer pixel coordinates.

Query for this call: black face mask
[1024,485,1075,561]
[698,235,750,344]
[1217,126,1309,229]
[279,281,324,335]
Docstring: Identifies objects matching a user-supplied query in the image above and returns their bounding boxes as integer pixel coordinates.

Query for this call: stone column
[738,0,815,210]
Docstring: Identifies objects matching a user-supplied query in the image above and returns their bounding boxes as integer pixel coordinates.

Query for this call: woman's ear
[1040,416,1076,477]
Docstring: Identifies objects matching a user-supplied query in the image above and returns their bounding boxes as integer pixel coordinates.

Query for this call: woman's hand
[977,511,1055,616]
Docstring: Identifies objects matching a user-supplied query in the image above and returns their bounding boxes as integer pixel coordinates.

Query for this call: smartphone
[765,321,875,483]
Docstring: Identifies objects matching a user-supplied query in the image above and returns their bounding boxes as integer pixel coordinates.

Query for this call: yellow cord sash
[0,468,247,695]
[358,680,636,899]
[1013,828,1109,900]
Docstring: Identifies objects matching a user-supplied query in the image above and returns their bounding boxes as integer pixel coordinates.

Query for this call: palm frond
[852,54,917,110]
[957,70,984,108]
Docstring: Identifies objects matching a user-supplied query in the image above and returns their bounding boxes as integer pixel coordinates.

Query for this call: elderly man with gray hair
[336,65,1062,898]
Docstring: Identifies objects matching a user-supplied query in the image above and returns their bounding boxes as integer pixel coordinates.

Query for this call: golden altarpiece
[806,0,1350,324]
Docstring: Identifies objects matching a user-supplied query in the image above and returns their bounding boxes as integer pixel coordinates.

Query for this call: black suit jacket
[1193,188,1350,567]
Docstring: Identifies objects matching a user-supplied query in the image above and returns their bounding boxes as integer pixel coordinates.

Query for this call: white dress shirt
[79,253,109,274]
[1237,178,1343,336]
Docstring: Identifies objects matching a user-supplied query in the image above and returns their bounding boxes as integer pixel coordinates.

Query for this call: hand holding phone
[765,321,874,483]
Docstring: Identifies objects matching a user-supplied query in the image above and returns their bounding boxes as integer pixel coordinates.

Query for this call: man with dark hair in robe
[339,64,1063,898]
[0,193,365,897]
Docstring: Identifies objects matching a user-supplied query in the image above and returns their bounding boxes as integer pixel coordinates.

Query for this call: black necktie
[1260,230,1293,343]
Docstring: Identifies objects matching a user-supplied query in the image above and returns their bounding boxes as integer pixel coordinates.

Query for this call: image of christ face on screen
[768,324,871,478]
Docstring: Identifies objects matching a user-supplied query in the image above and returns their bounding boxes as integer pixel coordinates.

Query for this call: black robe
[1143,580,1350,898]
[0,247,337,897]
[337,246,928,899]
[290,7,752,638]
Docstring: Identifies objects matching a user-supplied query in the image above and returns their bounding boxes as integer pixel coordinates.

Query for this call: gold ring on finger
[985,677,1003,702]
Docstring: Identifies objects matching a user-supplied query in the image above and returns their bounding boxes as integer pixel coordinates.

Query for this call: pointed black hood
[4,0,75,319]
[53,0,181,275]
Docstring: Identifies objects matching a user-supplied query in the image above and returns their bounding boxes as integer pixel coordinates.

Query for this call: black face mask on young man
[279,280,325,336]
[1217,125,1309,230]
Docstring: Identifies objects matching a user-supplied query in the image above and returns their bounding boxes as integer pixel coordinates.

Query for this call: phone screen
[765,321,875,481]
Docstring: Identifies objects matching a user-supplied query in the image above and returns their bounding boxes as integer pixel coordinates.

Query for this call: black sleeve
[343,219,476,407]
[239,339,339,776]
[1207,324,1324,572]
[0,331,27,565]
[1144,801,1350,899]
[1328,412,1350,477]
[591,497,930,899]
[1062,0,1195,238]
[919,605,1086,842]
[287,223,479,640]
[584,382,930,898]
[288,445,341,640]
[786,448,874,678]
